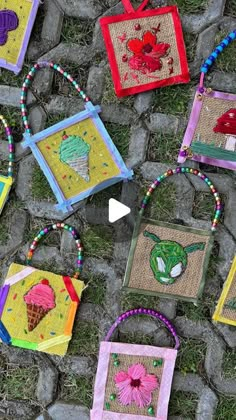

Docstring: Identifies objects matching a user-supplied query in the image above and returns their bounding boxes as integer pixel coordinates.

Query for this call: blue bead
[201,67,208,73]
[220,42,226,47]
[206,59,212,65]
[212,52,218,58]
[226,35,232,42]
[229,32,236,39]
[209,55,216,61]
[222,39,229,46]
[216,45,223,52]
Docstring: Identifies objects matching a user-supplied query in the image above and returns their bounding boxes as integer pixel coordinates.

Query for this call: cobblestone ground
[0,0,236,419]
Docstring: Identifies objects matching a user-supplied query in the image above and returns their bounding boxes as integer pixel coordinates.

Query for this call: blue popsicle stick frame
[21,101,133,213]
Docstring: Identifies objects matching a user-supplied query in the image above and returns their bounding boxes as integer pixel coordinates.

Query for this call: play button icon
[108,198,131,223]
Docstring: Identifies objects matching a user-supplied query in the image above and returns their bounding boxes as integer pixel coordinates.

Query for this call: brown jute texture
[193,95,236,147]
[104,353,163,415]
[222,271,236,322]
[108,13,181,90]
[128,223,210,298]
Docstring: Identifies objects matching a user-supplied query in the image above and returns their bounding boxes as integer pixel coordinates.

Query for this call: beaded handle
[199,30,236,91]
[140,167,222,232]
[122,0,149,13]
[26,222,83,279]
[0,115,14,178]
[104,308,180,350]
[21,61,90,136]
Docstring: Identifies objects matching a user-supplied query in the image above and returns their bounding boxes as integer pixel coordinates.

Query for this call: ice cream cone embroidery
[59,131,91,182]
[24,279,56,332]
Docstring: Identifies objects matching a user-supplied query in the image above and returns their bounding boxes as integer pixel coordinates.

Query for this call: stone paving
[0,0,236,419]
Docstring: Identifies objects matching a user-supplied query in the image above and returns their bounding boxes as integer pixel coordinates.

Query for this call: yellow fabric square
[0,0,32,65]
[37,118,120,199]
[1,263,84,355]
[0,175,12,213]
[213,256,236,326]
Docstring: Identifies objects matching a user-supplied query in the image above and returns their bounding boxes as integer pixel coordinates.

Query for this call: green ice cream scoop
[60,135,90,163]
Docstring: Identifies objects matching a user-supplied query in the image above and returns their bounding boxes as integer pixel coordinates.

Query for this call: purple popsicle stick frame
[178,30,236,171]
[0,0,40,74]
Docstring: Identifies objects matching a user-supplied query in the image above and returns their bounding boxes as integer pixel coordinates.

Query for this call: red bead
[167,169,173,176]
[122,54,128,62]
[167,57,173,65]
[135,23,141,30]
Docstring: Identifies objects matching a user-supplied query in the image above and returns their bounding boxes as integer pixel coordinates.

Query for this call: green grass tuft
[82,225,114,259]
[169,391,198,418]
[121,291,159,312]
[215,396,236,419]
[0,363,38,400]
[192,192,216,221]
[140,182,176,222]
[222,349,236,379]
[69,320,99,356]
[215,31,236,73]
[102,73,135,109]
[173,0,208,14]
[225,0,236,17]
[31,164,55,201]
[83,273,106,305]
[152,83,194,117]
[61,17,94,46]
[87,183,121,207]
[0,106,24,142]
[176,337,207,374]
[184,32,198,63]
[60,373,93,407]
[105,123,130,159]
[119,332,155,346]
[147,131,183,164]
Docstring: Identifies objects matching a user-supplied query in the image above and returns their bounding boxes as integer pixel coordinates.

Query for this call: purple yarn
[0,10,18,46]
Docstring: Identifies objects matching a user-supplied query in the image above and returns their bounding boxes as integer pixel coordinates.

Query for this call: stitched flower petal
[128,363,146,379]
[127,38,144,54]
[114,371,130,390]
[152,43,170,57]
[132,386,152,408]
[143,31,157,46]
[118,383,133,406]
[141,374,159,392]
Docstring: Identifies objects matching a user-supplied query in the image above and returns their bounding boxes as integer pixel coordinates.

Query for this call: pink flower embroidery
[127,31,170,74]
[114,363,159,408]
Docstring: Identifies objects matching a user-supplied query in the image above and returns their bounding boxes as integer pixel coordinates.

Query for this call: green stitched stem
[143,231,161,243]
[184,242,205,254]
[191,141,236,161]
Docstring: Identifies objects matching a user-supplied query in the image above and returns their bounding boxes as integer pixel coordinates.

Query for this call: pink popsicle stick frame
[91,309,179,420]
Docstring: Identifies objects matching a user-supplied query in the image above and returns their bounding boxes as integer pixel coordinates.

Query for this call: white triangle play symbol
[108,198,131,223]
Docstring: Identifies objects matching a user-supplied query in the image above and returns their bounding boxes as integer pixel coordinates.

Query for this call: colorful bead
[105,402,111,410]
[114,360,120,367]
[153,358,163,367]
[148,406,155,415]
[135,23,141,30]
[110,393,116,401]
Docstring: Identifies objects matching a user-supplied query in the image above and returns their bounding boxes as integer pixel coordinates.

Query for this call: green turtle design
[224,297,236,311]
[143,230,206,285]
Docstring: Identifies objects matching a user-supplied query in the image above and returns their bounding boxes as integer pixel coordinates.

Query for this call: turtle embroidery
[224,297,236,311]
[143,231,206,285]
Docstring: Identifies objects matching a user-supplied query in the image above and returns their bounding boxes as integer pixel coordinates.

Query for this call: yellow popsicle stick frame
[213,256,236,326]
[0,175,13,215]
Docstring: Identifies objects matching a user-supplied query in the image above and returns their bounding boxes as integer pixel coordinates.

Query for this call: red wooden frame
[100,5,190,97]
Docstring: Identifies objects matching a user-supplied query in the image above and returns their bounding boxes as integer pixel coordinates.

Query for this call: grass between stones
[121,291,160,312]
[172,0,208,14]
[192,192,218,221]
[87,183,121,207]
[82,225,114,259]
[61,17,94,46]
[225,0,236,17]
[215,396,236,419]
[102,73,135,109]
[215,30,236,73]
[68,320,99,356]
[148,131,183,163]
[59,373,93,407]
[140,182,176,221]
[222,349,236,379]
[0,106,24,142]
[83,273,106,306]
[31,164,55,201]
[105,123,130,159]
[169,391,198,418]
[0,357,38,400]
[152,82,194,117]
[176,338,207,374]
[0,198,23,244]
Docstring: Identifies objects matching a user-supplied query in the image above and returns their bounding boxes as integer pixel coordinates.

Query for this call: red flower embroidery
[127,31,170,74]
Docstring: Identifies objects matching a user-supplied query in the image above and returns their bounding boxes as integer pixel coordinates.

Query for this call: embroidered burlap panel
[108,13,180,90]
[193,96,236,147]
[128,223,210,299]
[104,354,163,416]
[222,271,236,322]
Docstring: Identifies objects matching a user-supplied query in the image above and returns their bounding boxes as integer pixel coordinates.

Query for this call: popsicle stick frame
[0,223,85,356]
[0,114,15,215]
[213,256,236,326]
[21,62,133,213]
[178,30,236,171]
[0,0,40,74]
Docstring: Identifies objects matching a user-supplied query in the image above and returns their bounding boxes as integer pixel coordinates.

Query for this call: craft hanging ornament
[0,0,40,74]
[100,0,190,97]
[21,62,133,214]
[0,114,15,215]
[0,223,85,356]
[178,30,236,170]
[91,308,180,419]
[213,255,236,327]
[123,168,222,303]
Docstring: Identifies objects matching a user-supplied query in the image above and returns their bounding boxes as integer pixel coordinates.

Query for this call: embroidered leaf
[143,231,161,243]
[225,298,236,310]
